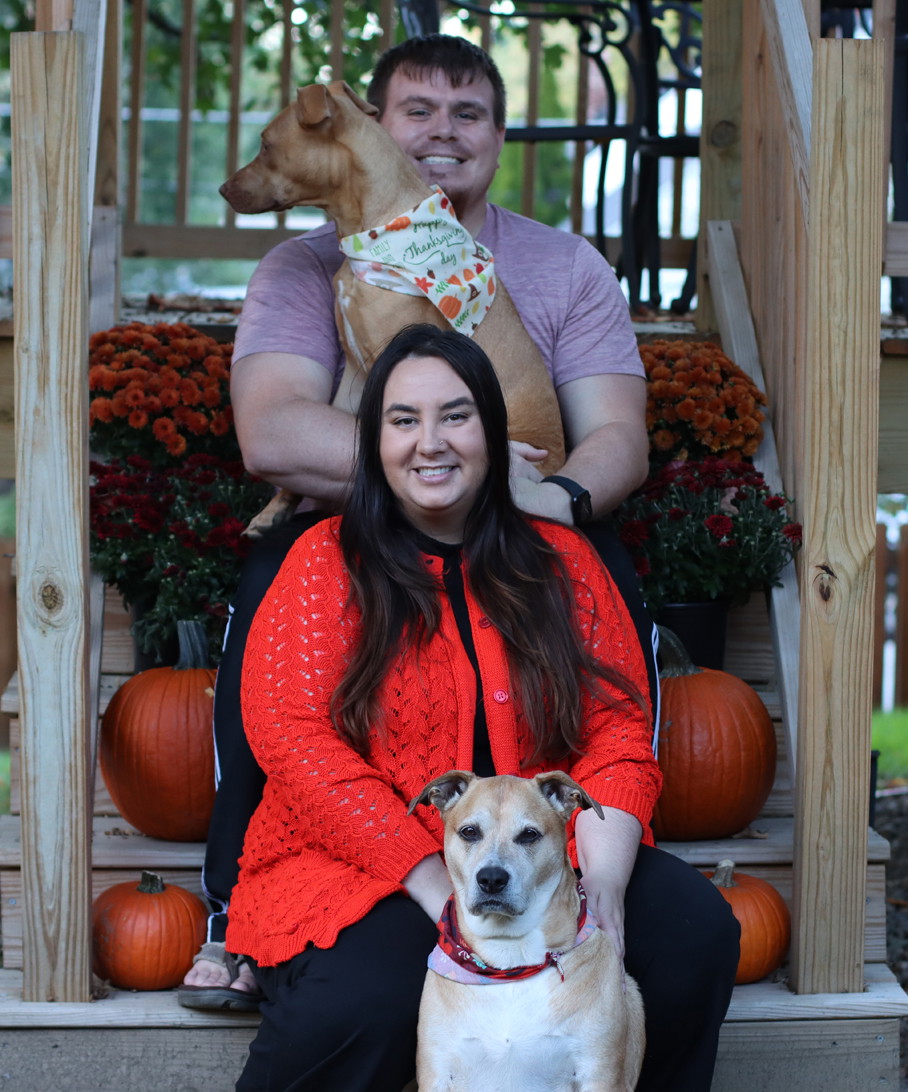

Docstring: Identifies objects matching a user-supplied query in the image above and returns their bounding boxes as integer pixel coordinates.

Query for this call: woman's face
[379,354,489,544]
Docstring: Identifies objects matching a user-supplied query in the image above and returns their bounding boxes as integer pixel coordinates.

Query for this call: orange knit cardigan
[226,516,661,966]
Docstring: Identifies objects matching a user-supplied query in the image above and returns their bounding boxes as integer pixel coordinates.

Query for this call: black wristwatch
[541,476,593,526]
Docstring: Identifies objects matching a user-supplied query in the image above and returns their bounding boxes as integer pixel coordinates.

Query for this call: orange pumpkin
[100,620,216,841]
[93,870,208,990]
[438,295,462,321]
[705,859,791,984]
[653,626,776,840]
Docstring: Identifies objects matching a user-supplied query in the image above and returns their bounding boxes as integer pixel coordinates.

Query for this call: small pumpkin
[705,859,791,984]
[653,626,777,841]
[92,870,208,990]
[99,619,216,841]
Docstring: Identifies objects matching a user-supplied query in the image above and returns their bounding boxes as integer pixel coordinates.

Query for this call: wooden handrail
[759,0,812,227]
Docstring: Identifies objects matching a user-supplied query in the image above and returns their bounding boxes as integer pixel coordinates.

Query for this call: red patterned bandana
[428,881,596,985]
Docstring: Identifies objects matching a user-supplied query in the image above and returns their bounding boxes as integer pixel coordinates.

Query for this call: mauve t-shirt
[232,202,643,397]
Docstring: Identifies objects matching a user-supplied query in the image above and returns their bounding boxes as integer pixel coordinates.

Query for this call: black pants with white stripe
[235,844,740,1092]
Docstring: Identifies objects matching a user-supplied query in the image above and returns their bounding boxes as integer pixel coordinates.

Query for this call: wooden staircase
[0,569,906,1091]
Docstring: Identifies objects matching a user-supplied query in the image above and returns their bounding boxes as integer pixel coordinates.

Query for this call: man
[183,31,652,1003]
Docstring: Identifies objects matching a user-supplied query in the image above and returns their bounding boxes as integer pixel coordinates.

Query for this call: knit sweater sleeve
[538,523,662,832]
[240,519,442,885]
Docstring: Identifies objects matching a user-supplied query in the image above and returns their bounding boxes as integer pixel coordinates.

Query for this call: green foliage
[872,708,908,783]
[0,488,13,538]
[614,457,802,615]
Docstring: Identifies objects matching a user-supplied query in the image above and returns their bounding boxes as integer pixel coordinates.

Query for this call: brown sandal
[176,941,263,1012]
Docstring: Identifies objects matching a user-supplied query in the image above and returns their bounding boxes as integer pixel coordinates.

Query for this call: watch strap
[541,475,592,525]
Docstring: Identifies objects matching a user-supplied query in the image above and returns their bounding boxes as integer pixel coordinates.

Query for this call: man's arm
[230,351,357,509]
[510,372,649,522]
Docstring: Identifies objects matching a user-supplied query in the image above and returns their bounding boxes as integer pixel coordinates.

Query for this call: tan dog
[220,81,566,533]
[409,771,645,1092]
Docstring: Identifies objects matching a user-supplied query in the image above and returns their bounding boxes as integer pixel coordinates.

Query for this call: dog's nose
[476,866,509,894]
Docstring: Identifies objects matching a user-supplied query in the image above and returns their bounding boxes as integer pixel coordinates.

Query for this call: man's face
[378,68,506,226]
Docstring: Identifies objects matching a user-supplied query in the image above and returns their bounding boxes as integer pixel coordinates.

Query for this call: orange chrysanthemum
[639,339,766,468]
[87,321,237,467]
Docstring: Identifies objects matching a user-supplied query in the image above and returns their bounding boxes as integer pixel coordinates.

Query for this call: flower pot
[129,601,180,670]
[655,600,729,671]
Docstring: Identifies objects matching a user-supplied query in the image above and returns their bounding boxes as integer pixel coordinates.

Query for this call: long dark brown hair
[332,324,647,762]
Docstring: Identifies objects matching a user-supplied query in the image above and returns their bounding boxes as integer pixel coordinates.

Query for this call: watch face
[574,491,592,525]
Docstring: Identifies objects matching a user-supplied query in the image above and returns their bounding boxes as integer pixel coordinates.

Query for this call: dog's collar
[428,881,598,986]
[338,186,496,336]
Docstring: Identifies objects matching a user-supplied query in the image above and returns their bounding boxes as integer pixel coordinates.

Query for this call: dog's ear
[534,772,604,822]
[296,84,333,127]
[338,81,380,117]
[408,770,477,815]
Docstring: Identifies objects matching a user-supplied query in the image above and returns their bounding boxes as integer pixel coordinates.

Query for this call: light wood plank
[11,30,93,1004]
[740,3,809,507]
[2,671,132,720]
[89,207,120,333]
[873,0,896,236]
[657,815,890,866]
[8,717,117,816]
[0,1026,258,1091]
[714,1017,901,1091]
[176,0,196,226]
[696,0,742,331]
[724,963,908,1020]
[87,572,106,808]
[35,0,73,30]
[792,37,886,996]
[884,221,908,276]
[706,219,801,778]
[0,338,13,479]
[879,356,908,494]
[0,869,207,971]
[758,0,812,227]
[72,0,107,215]
[0,814,205,869]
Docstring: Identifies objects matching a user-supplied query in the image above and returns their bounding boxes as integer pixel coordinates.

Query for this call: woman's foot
[182,956,258,992]
[177,942,263,1011]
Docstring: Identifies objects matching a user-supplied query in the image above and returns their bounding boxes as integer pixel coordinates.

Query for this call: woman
[228,325,739,1092]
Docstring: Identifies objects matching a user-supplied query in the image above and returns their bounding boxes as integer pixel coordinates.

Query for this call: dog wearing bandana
[409,770,645,1092]
[220,81,566,534]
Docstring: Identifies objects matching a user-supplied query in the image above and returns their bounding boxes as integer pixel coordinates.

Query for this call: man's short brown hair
[367,34,507,128]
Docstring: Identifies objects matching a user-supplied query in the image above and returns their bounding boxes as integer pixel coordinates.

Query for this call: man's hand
[508,441,574,521]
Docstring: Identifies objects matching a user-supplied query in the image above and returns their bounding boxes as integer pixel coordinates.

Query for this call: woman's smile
[380,355,489,543]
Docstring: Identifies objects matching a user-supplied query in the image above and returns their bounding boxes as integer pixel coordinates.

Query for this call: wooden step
[657,817,891,964]
[0,815,206,970]
[0,815,892,969]
[0,965,901,1091]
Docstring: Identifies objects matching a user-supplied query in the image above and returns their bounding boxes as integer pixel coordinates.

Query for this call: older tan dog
[409,771,645,1092]
[220,81,565,532]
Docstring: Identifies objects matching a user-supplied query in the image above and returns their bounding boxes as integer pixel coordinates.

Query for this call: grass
[872,707,908,785]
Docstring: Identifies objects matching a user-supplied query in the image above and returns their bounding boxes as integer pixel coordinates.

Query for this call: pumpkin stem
[657,625,704,679]
[137,870,166,895]
[711,859,737,889]
[175,620,210,670]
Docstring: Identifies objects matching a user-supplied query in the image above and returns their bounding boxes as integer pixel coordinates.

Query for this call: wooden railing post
[791,35,885,995]
[11,28,93,1002]
[697,0,743,331]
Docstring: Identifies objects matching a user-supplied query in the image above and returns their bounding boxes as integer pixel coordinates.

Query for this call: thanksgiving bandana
[339,186,496,335]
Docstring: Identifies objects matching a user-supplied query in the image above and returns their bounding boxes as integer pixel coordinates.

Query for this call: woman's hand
[402,853,453,923]
[574,806,642,962]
